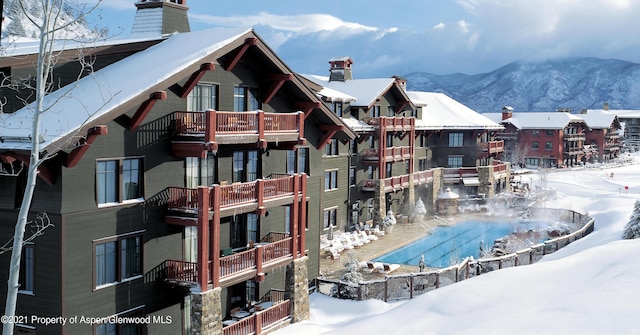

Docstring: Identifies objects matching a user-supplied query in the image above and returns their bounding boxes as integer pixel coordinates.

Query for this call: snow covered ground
[274,155,640,335]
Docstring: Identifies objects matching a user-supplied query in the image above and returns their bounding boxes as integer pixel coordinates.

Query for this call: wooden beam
[263,73,293,104]
[4,151,56,185]
[395,100,409,114]
[224,38,257,71]
[295,101,321,118]
[129,91,167,131]
[318,125,343,150]
[175,63,215,98]
[65,126,108,168]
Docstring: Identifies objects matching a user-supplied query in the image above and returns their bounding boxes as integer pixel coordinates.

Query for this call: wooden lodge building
[0,1,355,334]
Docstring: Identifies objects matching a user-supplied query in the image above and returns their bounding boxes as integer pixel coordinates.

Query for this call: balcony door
[232,150,259,183]
[230,213,259,249]
[184,226,197,263]
[186,153,215,188]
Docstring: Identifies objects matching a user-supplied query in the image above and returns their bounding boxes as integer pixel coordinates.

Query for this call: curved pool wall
[373,220,549,268]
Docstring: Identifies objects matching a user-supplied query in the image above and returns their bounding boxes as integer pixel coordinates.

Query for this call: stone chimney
[501,106,513,120]
[131,0,190,37]
[392,75,407,91]
[328,56,353,82]
[604,102,609,111]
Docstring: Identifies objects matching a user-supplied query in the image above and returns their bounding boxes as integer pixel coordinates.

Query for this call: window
[349,166,356,187]
[187,83,218,111]
[387,106,395,117]
[418,158,427,171]
[545,142,553,150]
[546,129,554,136]
[323,207,337,229]
[298,147,309,175]
[386,162,393,178]
[233,150,259,183]
[184,226,198,263]
[234,86,260,111]
[448,133,463,147]
[186,153,215,188]
[19,244,34,294]
[94,233,143,289]
[532,141,539,150]
[324,170,338,191]
[370,105,380,118]
[247,214,258,244]
[366,199,374,220]
[325,139,339,156]
[367,166,374,180]
[97,158,143,205]
[284,206,291,233]
[332,102,343,117]
[286,150,296,174]
[386,134,394,147]
[94,309,144,335]
[532,129,540,136]
[447,155,463,168]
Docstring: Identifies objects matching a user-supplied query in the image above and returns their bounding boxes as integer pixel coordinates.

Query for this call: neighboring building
[589,103,640,149]
[579,109,621,162]
[0,1,354,334]
[302,60,510,230]
[408,92,508,198]
[485,107,588,168]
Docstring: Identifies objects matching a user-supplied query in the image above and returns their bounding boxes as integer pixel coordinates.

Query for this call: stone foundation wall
[190,287,222,335]
[286,256,310,322]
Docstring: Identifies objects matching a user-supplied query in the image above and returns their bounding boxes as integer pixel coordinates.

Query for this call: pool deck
[319,219,442,280]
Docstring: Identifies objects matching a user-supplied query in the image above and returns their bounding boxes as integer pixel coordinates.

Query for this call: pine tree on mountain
[622,200,640,239]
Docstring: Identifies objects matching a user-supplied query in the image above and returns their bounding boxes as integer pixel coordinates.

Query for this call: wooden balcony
[443,167,479,183]
[163,236,293,287]
[480,140,504,154]
[360,179,377,192]
[171,110,305,158]
[411,169,434,185]
[164,174,304,224]
[222,299,291,335]
[360,146,411,163]
[563,133,586,141]
[364,116,415,132]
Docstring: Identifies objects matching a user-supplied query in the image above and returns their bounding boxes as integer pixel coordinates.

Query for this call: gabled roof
[0,27,353,152]
[591,109,640,119]
[579,110,619,129]
[301,74,400,108]
[483,111,585,130]
[408,91,503,131]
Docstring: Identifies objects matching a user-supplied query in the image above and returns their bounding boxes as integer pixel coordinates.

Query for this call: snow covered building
[485,107,589,168]
[579,109,621,162]
[0,1,354,334]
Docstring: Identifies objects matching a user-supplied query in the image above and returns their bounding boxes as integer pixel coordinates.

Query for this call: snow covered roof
[408,91,503,130]
[579,110,618,129]
[0,27,253,152]
[597,109,640,119]
[301,74,396,107]
[341,117,375,132]
[484,111,586,130]
[316,86,358,103]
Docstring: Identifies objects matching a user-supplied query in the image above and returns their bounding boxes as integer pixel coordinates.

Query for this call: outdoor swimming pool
[373,220,549,268]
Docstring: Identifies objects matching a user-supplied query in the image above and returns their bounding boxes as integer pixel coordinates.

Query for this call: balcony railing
[165,174,300,217]
[383,175,410,191]
[411,170,434,185]
[480,140,504,154]
[360,146,411,162]
[171,110,304,157]
[563,133,586,141]
[164,236,293,284]
[222,300,291,335]
[364,116,414,131]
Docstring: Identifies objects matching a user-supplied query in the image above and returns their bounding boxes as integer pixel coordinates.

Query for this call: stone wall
[286,256,310,322]
[190,287,222,335]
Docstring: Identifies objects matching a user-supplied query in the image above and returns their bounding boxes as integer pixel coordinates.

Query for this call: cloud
[433,23,446,30]
[191,12,378,35]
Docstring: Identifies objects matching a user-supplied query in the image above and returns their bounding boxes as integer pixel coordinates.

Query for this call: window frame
[234,86,260,112]
[447,155,463,168]
[187,82,218,112]
[324,170,338,191]
[448,133,464,147]
[96,157,144,207]
[93,232,144,290]
[532,141,540,150]
[19,243,35,295]
[325,139,339,156]
[323,207,338,230]
[545,141,553,150]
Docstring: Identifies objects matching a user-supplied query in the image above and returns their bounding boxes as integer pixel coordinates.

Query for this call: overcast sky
[92,0,640,78]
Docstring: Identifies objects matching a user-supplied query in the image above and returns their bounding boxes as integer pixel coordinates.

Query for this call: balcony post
[255,311,263,335]
[197,186,210,290]
[257,179,265,212]
[211,185,221,288]
[291,174,300,259]
[205,109,218,153]
[297,111,306,144]
[255,245,264,280]
[299,174,307,255]
[258,110,267,149]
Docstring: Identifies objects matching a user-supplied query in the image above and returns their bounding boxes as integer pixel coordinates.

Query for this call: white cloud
[191,12,378,35]
[433,23,446,30]
[457,20,471,34]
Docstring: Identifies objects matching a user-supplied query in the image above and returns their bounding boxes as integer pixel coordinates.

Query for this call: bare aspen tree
[1,1,103,334]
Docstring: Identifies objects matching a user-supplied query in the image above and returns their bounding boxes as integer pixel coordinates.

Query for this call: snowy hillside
[1,0,102,42]
[405,57,640,113]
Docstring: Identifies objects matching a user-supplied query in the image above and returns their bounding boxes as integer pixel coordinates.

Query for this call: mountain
[405,57,640,113]
[1,0,101,41]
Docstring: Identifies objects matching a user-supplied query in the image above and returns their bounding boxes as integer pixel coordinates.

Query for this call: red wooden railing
[383,175,410,189]
[262,238,292,263]
[219,182,257,207]
[174,110,300,136]
[443,167,479,178]
[220,249,256,277]
[166,187,199,211]
[412,169,434,183]
[165,260,198,283]
[365,116,414,130]
[480,140,504,153]
[263,176,295,199]
[222,300,291,335]
[492,161,508,174]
